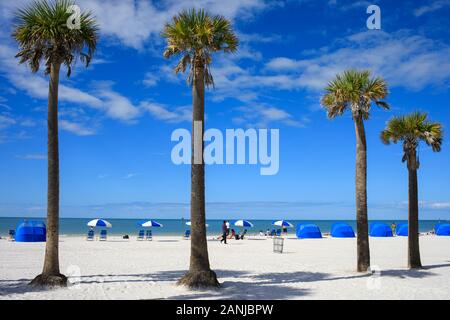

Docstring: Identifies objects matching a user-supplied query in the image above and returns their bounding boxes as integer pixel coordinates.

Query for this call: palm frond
[12,0,99,76]
[162,8,238,88]
[381,112,443,160]
[320,69,389,120]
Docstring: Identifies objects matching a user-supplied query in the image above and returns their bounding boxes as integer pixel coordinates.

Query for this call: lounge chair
[270,229,276,237]
[86,229,94,241]
[184,229,191,239]
[276,229,282,237]
[145,230,152,241]
[99,230,107,241]
[8,229,15,241]
[137,230,145,241]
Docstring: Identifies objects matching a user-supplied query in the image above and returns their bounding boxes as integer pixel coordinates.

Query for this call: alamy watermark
[366,265,382,290]
[366,4,381,30]
[66,5,81,30]
[171,122,280,176]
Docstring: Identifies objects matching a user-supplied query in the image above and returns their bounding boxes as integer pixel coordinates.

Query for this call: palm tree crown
[162,8,238,87]
[12,0,98,76]
[381,112,443,166]
[321,69,389,119]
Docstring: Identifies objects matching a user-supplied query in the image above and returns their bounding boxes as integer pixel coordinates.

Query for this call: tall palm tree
[162,9,238,288]
[381,112,442,269]
[13,0,98,287]
[321,70,389,272]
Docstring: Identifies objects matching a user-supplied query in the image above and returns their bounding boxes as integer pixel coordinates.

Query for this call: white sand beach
[1,235,449,300]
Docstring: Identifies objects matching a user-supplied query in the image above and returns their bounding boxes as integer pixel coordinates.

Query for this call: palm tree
[381,112,442,269]
[13,0,98,286]
[162,9,238,288]
[321,70,389,272]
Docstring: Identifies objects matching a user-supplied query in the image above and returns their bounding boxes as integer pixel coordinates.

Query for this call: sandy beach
[1,234,449,300]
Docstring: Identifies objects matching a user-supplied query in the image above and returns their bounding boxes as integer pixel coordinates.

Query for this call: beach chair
[276,229,282,237]
[137,230,145,240]
[8,229,15,241]
[270,229,276,237]
[86,229,94,241]
[145,230,152,241]
[184,229,191,239]
[99,230,107,241]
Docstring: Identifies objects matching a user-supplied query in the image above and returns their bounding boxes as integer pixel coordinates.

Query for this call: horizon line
[0,216,445,221]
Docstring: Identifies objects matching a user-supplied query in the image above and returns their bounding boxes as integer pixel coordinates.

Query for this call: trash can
[273,237,284,253]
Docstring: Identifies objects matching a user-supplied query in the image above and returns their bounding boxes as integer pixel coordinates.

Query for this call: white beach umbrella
[140,220,163,227]
[272,220,294,228]
[233,220,254,228]
[87,219,112,228]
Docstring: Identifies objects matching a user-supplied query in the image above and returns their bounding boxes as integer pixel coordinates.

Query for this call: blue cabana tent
[331,223,355,238]
[436,223,450,236]
[15,220,46,242]
[296,223,322,239]
[396,223,408,236]
[370,223,393,237]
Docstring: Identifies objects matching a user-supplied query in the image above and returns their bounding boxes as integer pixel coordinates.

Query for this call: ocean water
[0,217,444,237]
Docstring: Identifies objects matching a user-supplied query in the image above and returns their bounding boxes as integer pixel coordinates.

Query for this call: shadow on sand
[1,263,449,299]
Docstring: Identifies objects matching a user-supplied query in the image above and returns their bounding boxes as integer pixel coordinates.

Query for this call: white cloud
[1,0,271,51]
[140,102,191,123]
[0,113,16,129]
[414,0,450,16]
[0,43,104,106]
[339,0,372,11]
[265,30,450,91]
[15,153,46,160]
[59,120,97,136]
[92,81,140,121]
[124,172,139,179]
[158,30,450,105]
[142,72,159,87]
[264,57,305,71]
[74,0,269,49]
[419,201,450,210]
[237,32,285,44]
[0,42,145,131]
[234,104,309,128]
[19,119,37,127]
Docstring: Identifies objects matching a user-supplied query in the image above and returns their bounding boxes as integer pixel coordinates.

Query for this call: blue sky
[0,0,450,220]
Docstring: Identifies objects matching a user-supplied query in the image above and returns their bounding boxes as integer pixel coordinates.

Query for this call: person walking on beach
[226,220,230,236]
[391,222,397,235]
[220,221,228,244]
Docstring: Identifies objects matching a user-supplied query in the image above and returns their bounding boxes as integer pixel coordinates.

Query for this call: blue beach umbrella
[331,222,355,238]
[296,223,322,239]
[87,219,112,228]
[139,220,163,228]
[369,223,393,237]
[396,223,408,236]
[436,223,450,236]
[233,220,254,228]
[272,220,294,228]
[15,220,46,242]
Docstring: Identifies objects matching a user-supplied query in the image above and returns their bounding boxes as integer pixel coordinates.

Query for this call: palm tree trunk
[354,116,370,272]
[407,150,422,269]
[30,62,67,287]
[178,62,219,288]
